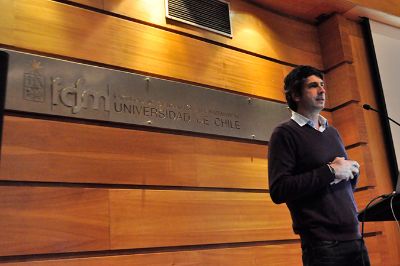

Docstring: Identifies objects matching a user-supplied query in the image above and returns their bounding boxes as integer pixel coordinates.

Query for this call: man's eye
[308,82,324,88]
[308,83,318,88]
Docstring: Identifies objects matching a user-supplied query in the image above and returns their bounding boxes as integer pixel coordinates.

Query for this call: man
[268,65,370,266]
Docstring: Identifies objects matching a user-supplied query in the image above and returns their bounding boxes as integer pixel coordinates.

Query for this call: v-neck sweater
[268,119,360,241]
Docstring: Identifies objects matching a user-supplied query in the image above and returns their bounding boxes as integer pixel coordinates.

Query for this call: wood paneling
[354,188,381,235]
[251,0,400,24]
[321,110,333,123]
[0,186,295,256]
[332,102,368,147]
[0,243,303,266]
[0,0,13,44]
[355,187,380,212]
[365,233,384,265]
[1,236,386,266]
[71,0,103,9]
[325,63,360,109]
[349,20,400,264]
[347,144,376,188]
[0,1,395,265]
[0,115,268,189]
[249,0,356,23]
[0,186,110,256]
[318,14,353,70]
[0,0,295,102]
[345,0,400,18]
[109,189,294,249]
[70,0,324,68]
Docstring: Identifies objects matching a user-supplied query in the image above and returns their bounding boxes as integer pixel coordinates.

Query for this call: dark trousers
[301,239,370,266]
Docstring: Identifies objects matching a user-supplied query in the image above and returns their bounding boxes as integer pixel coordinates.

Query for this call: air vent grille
[166,0,232,37]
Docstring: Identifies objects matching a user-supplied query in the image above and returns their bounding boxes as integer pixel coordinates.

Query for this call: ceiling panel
[247,0,356,23]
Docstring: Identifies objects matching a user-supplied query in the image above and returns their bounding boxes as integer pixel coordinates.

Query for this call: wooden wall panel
[325,63,360,109]
[0,115,268,190]
[67,0,324,68]
[332,102,368,146]
[318,14,353,70]
[347,144,376,188]
[0,0,13,43]
[0,243,303,266]
[0,0,293,102]
[355,188,380,212]
[0,186,295,257]
[71,0,103,9]
[354,188,381,235]
[109,189,294,249]
[348,20,400,264]
[365,234,384,265]
[1,236,385,266]
[320,110,333,123]
[0,186,110,256]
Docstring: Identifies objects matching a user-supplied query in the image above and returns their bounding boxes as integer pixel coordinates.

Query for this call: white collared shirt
[291,111,328,132]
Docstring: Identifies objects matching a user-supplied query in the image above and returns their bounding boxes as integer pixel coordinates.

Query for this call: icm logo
[23,60,45,102]
[51,77,110,114]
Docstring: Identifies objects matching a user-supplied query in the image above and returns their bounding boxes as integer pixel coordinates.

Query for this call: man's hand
[330,157,360,181]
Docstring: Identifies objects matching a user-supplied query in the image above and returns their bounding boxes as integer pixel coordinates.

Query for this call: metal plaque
[3,49,290,141]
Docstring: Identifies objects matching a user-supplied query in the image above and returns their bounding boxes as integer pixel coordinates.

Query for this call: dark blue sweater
[268,119,360,241]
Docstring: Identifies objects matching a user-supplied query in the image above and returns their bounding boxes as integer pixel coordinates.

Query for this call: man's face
[294,75,325,113]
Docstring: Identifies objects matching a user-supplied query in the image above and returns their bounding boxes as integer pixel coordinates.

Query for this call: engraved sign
[3,49,290,141]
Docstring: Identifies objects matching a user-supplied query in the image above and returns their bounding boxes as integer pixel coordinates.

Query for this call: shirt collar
[291,111,328,132]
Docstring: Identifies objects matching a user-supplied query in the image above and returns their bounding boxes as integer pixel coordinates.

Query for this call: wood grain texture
[347,144,376,188]
[325,63,361,109]
[0,0,292,101]
[109,189,295,249]
[345,0,400,18]
[97,0,323,68]
[0,235,386,266]
[70,0,103,9]
[354,188,381,213]
[318,14,353,70]
[354,188,381,234]
[0,186,295,256]
[0,186,110,256]
[0,115,268,189]
[248,0,356,23]
[332,102,368,147]
[0,243,303,266]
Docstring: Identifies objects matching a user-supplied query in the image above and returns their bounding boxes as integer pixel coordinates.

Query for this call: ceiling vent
[166,0,232,37]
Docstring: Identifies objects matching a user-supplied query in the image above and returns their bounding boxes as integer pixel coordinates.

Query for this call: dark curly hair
[284,65,323,111]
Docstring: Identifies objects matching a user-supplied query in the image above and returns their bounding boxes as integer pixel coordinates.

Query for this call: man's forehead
[305,75,323,82]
